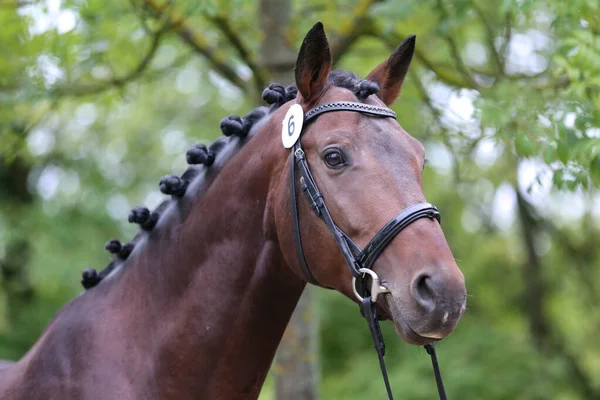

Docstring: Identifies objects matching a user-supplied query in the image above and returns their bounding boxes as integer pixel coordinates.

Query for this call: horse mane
[81,71,380,289]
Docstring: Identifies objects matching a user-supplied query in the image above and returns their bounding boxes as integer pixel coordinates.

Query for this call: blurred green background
[1,0,600,399]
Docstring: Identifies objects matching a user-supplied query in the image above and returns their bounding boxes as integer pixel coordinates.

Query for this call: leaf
[543,145,556,164]
[515,135,536,157]
[590,154,600,186]
[557,140,570,163]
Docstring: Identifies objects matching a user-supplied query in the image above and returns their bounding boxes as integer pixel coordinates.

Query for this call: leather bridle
[289,100,448,400]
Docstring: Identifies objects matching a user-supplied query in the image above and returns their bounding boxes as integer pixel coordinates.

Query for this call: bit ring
[352,268,390,303]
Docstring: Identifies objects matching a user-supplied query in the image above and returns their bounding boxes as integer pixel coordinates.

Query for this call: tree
[258,1,319,398]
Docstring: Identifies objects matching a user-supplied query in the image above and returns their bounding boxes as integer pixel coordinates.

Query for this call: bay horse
[0,23,466,399]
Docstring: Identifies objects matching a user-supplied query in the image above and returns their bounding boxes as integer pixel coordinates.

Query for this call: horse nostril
[411,273,436,312]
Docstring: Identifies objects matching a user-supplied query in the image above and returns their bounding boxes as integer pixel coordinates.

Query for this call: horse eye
[323,149,346,168]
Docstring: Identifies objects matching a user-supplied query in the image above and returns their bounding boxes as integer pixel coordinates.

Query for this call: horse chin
[382,294,438,346]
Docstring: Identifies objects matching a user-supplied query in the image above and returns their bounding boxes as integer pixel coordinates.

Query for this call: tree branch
[53,27,164,97]
[516,189,550,348]
[516,188,600,399]
[409,69,461,182]
[534,75,571,91]
[435,0,478,89]
[143,0,248,94]
[142,50,194,81]
[472,1,504,78]
[500,12,513,66]
[203,13,267,94]
[413,48,473,88]
[259,0,296,86]
[0,0,35,8]
[539,218,599,310]
[379,25,552,90]
[548,329,600,399]
[374,31,470,88]
[329,0,378,63]
[0,83,19,92]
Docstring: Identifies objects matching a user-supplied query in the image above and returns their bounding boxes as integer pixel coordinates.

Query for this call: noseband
[289,101,447,400]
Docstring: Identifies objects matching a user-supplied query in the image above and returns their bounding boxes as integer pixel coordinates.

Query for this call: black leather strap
[290,148,324,286]
[425,343,448,400]
[305,101,397,123]
[294,143,362,277]
[357,203,441,271]
[362,297,394,400]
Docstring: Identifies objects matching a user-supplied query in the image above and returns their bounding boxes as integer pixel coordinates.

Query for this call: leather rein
[289,100,448,400]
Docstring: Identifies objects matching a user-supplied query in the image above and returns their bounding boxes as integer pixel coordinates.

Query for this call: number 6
[288,115,295,136]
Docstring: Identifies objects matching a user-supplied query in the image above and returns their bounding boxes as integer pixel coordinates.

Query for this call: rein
[289,100,448,400]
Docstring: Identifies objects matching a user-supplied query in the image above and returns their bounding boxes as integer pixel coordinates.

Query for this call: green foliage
[1,0,599,399]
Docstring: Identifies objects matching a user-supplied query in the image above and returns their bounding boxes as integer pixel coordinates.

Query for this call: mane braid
[81,71,377,289]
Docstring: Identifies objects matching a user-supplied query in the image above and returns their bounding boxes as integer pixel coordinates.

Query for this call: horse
[0,22,466,400]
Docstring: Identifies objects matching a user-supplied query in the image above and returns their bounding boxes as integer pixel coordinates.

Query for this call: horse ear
[295,22,332,105]
[366,35,416,106]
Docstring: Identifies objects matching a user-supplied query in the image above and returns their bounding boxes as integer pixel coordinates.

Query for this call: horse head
[271,23,467,345]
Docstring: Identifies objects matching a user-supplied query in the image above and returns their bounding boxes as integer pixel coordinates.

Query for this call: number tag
[281,104,304,148]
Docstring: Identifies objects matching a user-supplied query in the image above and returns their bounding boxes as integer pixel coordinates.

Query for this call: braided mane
[81,71,379,289]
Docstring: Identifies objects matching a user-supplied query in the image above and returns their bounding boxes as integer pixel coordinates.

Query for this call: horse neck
[105,123,306,398]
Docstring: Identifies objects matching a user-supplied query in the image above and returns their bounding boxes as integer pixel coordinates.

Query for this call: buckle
[294,148,305,160]
[300,177,322,216]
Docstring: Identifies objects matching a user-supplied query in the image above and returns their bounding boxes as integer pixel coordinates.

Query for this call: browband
[304,101,397,123]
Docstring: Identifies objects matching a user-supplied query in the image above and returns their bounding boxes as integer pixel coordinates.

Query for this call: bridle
[289,100,448,400]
